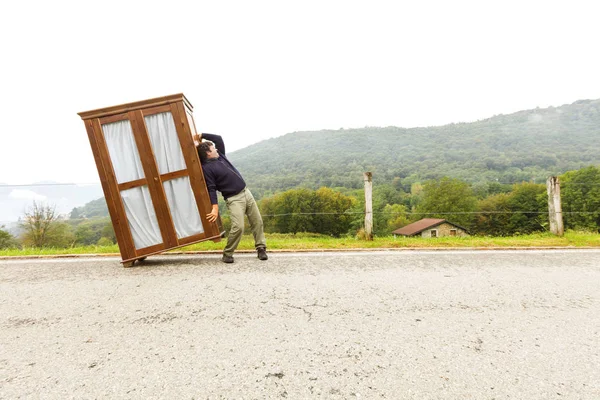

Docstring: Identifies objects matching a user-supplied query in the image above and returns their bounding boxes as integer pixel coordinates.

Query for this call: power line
[261,211,599,217]
[478,182,600,186]
[0,183,101,187]
[560,183,600,186]
[2,181,600,188]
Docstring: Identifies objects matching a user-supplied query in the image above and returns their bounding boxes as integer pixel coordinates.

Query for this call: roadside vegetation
[1,165,598,257]
[1,231,599,258]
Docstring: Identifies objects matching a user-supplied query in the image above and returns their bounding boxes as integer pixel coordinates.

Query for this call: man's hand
[206,204,218,223]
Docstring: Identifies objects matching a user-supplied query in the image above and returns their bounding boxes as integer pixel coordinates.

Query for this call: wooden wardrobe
[78,94,223,267]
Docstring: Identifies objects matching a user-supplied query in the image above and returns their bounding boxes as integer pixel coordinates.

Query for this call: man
[196,133,267,263]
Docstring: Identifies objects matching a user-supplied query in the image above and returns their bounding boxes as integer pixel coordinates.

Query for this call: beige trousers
[223,188,266,256]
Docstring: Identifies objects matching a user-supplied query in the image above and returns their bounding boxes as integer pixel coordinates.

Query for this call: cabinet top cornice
[78,93,192,120]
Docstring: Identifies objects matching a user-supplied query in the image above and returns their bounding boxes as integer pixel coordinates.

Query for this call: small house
[392,218,469,238]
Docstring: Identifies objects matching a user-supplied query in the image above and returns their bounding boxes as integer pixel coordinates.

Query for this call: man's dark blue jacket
[198,133,246,205]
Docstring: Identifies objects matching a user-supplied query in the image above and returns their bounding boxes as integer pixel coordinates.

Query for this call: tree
[372,184,407,233]
[74,224,95,245]
[408,182,424,211]
[505,182,548,234]
[472,182,547,236]
[97,237,114,246]
[415,177,477,228]
[313,187,356,236]
[100,220,116,244]
[260,187,355,235]
[473,193,512,236]
[472,181,512,199]
[382,204,410,233]
[0,226,19,249]
[560,166,600,232]
[72,217,115,246]
[261,188,316,234]
[20,202,75,248]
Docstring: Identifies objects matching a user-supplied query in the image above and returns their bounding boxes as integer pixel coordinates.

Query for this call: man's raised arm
[201,133,226,155]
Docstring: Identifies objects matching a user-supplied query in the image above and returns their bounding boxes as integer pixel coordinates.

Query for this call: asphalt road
[1,250,599,399]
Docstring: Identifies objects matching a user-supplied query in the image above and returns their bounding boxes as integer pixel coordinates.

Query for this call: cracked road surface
[1,250,599,399]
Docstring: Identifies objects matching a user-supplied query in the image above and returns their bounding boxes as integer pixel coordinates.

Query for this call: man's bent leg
[245,189,266,249]
[223,192,246,257]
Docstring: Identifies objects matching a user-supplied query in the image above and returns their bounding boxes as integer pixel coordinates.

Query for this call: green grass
[0,244,121,257]
[1,231,599,257]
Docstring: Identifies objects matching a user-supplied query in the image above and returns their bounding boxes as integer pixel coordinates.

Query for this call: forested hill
[229,99,600,196]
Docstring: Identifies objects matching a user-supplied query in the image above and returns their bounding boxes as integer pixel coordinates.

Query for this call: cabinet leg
[123,261,135,268]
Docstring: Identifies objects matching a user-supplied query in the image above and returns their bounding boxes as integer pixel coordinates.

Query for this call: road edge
[1,246,599,260]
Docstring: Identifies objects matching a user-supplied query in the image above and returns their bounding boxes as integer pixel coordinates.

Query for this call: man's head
[198,141,218,163]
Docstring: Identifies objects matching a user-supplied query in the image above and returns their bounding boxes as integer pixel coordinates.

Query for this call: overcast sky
[1,0,599,186]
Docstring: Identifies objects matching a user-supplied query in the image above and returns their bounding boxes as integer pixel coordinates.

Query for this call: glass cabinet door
[144,111,204,239]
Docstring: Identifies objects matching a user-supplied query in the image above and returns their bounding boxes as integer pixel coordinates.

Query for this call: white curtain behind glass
[144,112,186,174]
[120,186,162,249]
[145,112,204,238]
[163,177,204,238]
[102,120,162,250]
[102,120,144,183]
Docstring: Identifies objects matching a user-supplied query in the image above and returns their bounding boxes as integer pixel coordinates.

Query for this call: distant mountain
[70,197,108,219]
[6,99,600,222]
[0,182,103,222]
[230,99,600,197]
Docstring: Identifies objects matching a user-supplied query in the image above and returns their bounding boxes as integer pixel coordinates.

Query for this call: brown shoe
[257,247,268,260]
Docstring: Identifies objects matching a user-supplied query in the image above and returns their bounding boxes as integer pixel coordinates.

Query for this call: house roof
[391,218,466,236]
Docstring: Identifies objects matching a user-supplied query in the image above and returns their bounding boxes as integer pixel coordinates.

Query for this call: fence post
[546,176,564,236]
[364,172,373,240]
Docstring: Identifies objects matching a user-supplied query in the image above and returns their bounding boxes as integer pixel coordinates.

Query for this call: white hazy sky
[1,0,599,185]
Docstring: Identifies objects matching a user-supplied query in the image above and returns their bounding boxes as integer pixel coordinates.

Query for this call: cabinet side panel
[170,102,220,238]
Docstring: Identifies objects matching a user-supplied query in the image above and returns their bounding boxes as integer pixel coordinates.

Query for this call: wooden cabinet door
[139,105,210,247]
[97,114,167,254]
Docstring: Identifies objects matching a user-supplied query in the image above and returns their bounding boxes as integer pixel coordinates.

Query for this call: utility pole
[546,176,564,236]
[364,172,373,240]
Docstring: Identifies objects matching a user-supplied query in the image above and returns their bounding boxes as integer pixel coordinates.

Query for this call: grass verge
[0,231,599,257]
